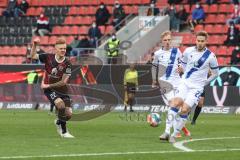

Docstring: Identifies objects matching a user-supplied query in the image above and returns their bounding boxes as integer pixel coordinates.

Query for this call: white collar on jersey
[161,47,171,51]
[195,46,207,52]
[55,54,65,63]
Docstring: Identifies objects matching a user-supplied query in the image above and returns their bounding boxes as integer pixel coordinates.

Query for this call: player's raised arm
[30,38,40,60]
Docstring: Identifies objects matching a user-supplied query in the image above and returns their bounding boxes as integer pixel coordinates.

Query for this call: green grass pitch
[0,110,240,160]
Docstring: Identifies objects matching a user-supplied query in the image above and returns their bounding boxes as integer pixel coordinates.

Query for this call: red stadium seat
[66,36,74,45]
[73,16,82,25]
[217,57,226,65]
[142,0,150,4]
[16,56,24,64]
[216,14,226,23]
[61,26,71,35]
[124,6,132,14]
[65,0,72,6]
[205,14,216,23]
[208,4,218,13]
[11,46,19,55]
[49,36,57,45]
[208,35,221,45]
[218,4,228,13]
[184,5,190,13]
[55,0,65,6]
[26,7,36,16]
[212,24,228,34]
[37,0,48,6]
[79,26,88,34]
[182,35,193,45]
[217,46,228,55]
[86,6,96,15]
[204,25,213,33]
[201,4,209,13]
[228,46,235,55]
[229,4,235,13]
[131,0,142,4]
[68,7,78,15]
[19,46,27,56]
[194,24,204,32]
[99,26,106,34]
[70,26,79,35]
[0,56,4,64]
[52,26,61,35]
[35,7,44,15]
[81,16,92,25]
[64,16,74,25]
[72,0,89,5]
[7,56,16,64]
[2,46,10,55]
[106,25,114,34]
[220,35,227,43]
[40,36,49,45]
[79,7,86,15]
[90,0,100,5]
[208,46,217,53]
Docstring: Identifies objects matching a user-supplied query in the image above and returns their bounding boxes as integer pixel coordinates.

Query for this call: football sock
[56,119,67,134]
[173,114,188,137]
[50,104,54,112]
[192,105,202,123]
[165,107,179,135]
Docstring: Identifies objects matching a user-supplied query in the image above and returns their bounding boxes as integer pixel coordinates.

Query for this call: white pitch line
[1,148,240,159]
[173,136,240,152]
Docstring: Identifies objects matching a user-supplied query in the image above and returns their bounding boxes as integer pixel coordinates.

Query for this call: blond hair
[55,37,66,45]
[161,31,171,40]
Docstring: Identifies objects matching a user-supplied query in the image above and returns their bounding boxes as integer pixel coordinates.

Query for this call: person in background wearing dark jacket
[164,4,178,31]
[147,1,160,16]
[88,21,102,47]
[224,22,239,46]
[112,1,126,31]
[2,0,17,17]
[176,5,189,32]
[78,35,92,54]
[32,13,50,36]
[95,2,110,26]
[14,0,29,17]
[231,46,240,65]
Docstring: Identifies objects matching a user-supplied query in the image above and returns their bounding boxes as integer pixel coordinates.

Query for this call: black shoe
[130,109,134,112]
[191,121,196,125]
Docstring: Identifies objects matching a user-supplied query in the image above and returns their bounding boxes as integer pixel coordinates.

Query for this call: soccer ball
[147,113,161,127]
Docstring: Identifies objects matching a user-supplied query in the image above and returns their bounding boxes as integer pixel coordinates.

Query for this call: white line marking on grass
[173,136,240,152]
[1,148,240,159]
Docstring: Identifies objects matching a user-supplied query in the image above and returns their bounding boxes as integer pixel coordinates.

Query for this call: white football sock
[172,114,188,137]
[165,107,179,135]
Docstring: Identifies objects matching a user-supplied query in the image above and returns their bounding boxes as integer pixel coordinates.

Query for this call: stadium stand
[0,0,238,65]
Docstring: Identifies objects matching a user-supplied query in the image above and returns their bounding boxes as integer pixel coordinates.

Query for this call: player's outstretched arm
[31,38,40,60]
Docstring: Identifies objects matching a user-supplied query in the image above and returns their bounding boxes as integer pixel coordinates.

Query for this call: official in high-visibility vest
[123,63,138,112]
[27,71,38,84]
[106,34,120,64]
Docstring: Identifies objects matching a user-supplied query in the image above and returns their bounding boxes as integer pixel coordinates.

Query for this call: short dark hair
[196,31,208,39]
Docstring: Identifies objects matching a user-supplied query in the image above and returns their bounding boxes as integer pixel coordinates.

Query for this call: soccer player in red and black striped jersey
[31,37,74,138]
